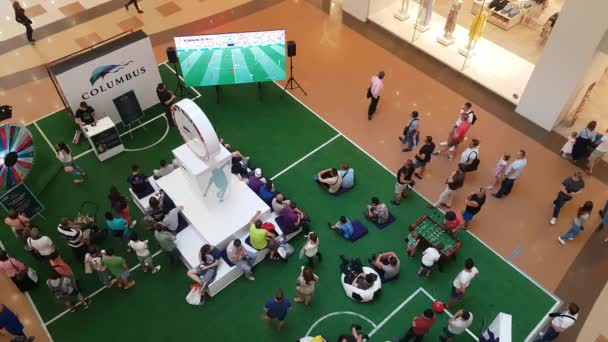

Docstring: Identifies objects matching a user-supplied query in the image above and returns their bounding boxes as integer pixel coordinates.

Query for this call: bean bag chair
[371,212,396,230]
[349,220,368,242]
[341,267,382,302]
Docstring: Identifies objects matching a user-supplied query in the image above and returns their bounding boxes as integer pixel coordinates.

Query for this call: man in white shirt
[417,243,443,278]
[537,303,579,341]
[447,258,479,308]
[368,71,385,120]
[226,238,256,281]
[459,139,480,172]
[456,102,475,125]
[492,149,527,199]
[27,228,56,259]
[440,309,473,342]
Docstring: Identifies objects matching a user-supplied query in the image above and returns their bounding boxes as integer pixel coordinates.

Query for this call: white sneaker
[439,141,448,146]
[557,237,565,245]
[245,273,255,281]
[129,220,137,228]
[550,217,557,225]
[152,265,161,274]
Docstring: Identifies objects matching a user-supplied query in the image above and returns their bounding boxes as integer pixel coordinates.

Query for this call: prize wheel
[0,124,34,192]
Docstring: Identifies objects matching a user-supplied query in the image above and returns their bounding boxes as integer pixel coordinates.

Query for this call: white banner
[54,37,161,124]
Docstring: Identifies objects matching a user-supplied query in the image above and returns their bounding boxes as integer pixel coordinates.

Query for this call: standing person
[294,266,319,306]
[446,258,479,309]
[56,143,85,183]
[0,250,37,292]
[462,188,486,229]
[27,227,56,259]
[74,101,96,127]
[392,159,415,205]
[102,248,135,290]
[154,224,182,265]
[413,136,435,179]
[560,132,577,160]
[124,0,143,13]
[226,238,256,281]
[487,153,510,189]
[492,150,527,199]
[263,289,292,332]
[558,201,593,245]
[399,111,420,152]
[127,232,161,274]
[571,121,597,163]
[367,71,385,120]
[84,246,116,287]
[57,218,87,261]
[13,2,34,44]
[0,304,35,342]
[416,243,443,278]
[156,83,176,127]
[427,169,465,209]
[458,139,480,173]
[4,208,31,239]
[46,270,89,312]
[586,129,608,174]
[405,230,420,257]
[459,102,476,124]
[105,212,129,238]
[108,186,135,227]
[536,302,579,341]
[550,171,585,225]
[439,309,474,342]
[396,309,436,342]
[434,112,472,160]
[302,232,321,266]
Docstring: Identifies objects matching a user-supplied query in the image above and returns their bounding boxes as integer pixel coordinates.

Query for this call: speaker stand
[215,85,221,104]
[171,62,187,98]
[281,56,307,97]
[258,82,263,101]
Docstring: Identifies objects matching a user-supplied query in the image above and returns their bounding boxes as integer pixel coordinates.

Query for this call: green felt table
[410,215,462,257]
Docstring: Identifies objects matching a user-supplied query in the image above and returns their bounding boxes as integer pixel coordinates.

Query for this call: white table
[82,117,125,161]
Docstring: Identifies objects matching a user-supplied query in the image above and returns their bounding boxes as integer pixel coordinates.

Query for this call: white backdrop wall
[54,37,161,124]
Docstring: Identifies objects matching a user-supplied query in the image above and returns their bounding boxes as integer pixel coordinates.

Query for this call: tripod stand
[282,56,307,97]
[171,61,187,98]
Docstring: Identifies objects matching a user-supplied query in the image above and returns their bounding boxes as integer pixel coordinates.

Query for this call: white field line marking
[162,62,202,99]
[33,121,56,154]
[73,149,93,160]
[123,116,170,152]
[419,288,479,341]
[119,113,166,137]
[270,133,341,181]
[368,288,423,337]
[306,311,378,337]
[276,82,561,304]
[44,249,163,327]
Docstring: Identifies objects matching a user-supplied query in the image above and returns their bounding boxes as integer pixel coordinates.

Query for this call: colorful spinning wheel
[0,124,34,192]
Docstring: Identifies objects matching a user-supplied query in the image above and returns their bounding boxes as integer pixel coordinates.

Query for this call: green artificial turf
[0,65,557,342]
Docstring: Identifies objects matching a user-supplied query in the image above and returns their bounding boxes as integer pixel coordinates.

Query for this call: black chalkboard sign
[113,90,143,125]
[91,126,122,154]
[0,183,44,219]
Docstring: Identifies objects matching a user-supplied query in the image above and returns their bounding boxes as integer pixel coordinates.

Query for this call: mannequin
[437,0,462,46]
[459,10,487,56]
[394,0,411,21]
[416,0,435,32]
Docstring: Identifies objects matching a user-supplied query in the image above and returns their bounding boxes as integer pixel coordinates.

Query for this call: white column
[343,0,371,21]
[515,0,608,131]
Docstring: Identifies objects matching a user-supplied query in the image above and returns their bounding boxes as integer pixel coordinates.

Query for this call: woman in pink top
[3,209,30,239]
[0,249,36,292]
[487,154,510,189]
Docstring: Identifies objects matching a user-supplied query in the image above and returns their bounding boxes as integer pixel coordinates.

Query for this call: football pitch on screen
[179,43,286,86]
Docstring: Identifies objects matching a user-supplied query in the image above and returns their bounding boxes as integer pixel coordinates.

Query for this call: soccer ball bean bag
[341,266,382,302]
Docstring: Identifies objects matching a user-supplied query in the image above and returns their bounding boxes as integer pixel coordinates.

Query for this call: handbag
[458,151,480,172]
[27,268,38,283]
[9,259,27,281]
[366,86,372,99]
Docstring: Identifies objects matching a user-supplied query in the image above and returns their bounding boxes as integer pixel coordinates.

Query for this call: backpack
[459,151,480,172]
[470,111,477,125]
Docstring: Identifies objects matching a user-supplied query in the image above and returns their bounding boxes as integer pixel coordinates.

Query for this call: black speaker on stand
[166,47,187,98]
[282,41,307,97]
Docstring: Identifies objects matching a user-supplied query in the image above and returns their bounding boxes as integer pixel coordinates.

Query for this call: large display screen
[174,30,286,87]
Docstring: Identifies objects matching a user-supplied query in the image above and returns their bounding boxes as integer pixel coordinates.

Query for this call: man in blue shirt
[328,216,354,240]
[0,304,32,341]
[338,163,355,189]
[127,164,154,198]
[264,289,292,331]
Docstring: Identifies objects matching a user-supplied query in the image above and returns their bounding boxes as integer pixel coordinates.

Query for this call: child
[301,232,321,266]
[561,132,577,160]
[84,246,116,287]
[405,231,420,257]
[127,232,161,274]
[487,154,510,189]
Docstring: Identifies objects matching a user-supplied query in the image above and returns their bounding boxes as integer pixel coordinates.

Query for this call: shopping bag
[27,268,38,283]
[186,285,201,305]
[73,129,81,144]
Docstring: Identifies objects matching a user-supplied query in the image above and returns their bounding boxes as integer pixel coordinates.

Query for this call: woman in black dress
[13,2,35,44]
[571,121,597,163]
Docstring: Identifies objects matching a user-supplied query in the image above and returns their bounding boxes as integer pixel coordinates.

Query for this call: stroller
[74,201,107,246]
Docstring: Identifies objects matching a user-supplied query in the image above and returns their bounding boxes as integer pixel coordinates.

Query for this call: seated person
[258,180,276,204]
[337,163,355,189]
[364,197,389,224]
[444,211,464,235]
[127,164,154,198]
[153,159,178,179]
[248,211,279,259]
[279,201,310,232]
[186,244,220,304]
[369,251,400,282]
[328,216,354,240]
[146,196,165,222]
[338,324,367,342]
[74,101,96,127]
[339,256,377,289]
[248,169,264,193]
[405,230,420,257]
[104,212,128,238]
[271,194,291,213]
[226,238,256,281]
[315,168,342,194]
[161,205,184,233]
